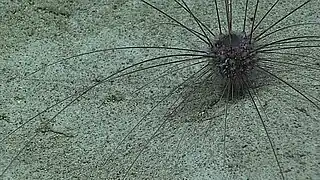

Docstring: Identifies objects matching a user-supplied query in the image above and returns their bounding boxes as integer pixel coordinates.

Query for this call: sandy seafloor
[0,0,319,179]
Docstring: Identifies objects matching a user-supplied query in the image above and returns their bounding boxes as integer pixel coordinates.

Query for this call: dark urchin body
[210,32,257,98]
